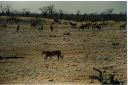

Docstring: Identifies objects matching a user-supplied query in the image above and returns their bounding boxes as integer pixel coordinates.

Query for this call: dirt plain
[0,17,127,84]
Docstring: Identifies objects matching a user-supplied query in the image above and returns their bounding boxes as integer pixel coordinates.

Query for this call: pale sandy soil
[0,19,126,84]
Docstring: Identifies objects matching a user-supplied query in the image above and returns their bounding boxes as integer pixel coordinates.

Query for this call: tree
[39,5,55,18]
[39,7,48,17]
[22,8,30,16]
[102,8,114,14]
[6,5,11,17]
[76,10,81,21]
[0,5,7,15]
[47,5,55,17]
[76,10,80,15]
[13,10,20,16]
[58,9,64,19]
[106,8,114,14]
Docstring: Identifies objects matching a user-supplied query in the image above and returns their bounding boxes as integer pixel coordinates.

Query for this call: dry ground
[0,18,127,84]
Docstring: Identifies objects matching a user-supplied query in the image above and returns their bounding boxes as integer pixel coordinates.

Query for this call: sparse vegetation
[0,2,126,84]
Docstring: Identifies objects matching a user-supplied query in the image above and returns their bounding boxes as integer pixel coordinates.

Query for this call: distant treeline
[0,4,126,21]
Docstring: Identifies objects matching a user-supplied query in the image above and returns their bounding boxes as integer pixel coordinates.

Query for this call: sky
[0,1,127,14]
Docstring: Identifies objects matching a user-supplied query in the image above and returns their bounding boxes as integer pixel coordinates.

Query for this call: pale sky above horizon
[0,1,127,14]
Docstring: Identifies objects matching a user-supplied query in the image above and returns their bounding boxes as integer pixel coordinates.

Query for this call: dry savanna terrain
[0,16,127,84]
